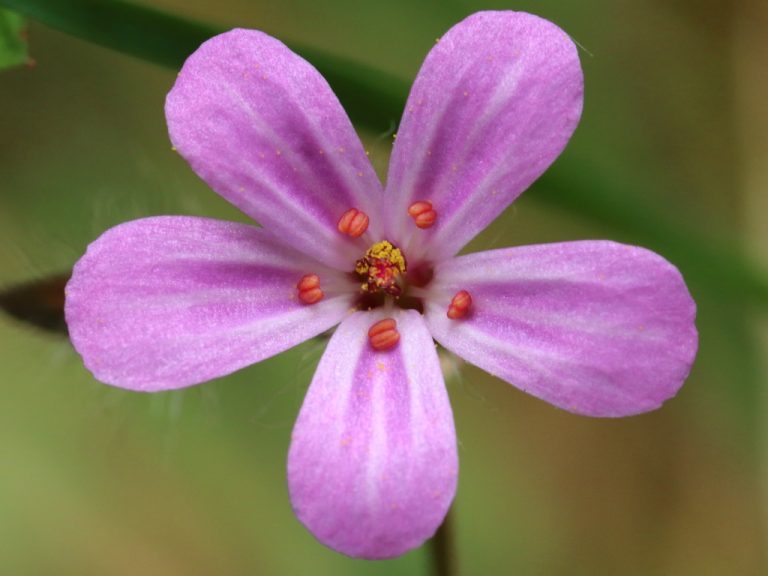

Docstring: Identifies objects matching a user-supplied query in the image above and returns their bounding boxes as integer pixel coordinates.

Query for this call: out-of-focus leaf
[2,0,767,308]
[0,274,68,334]
[0,8,28,69]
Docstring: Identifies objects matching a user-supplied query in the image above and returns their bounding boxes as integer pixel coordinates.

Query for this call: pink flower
[65,12,698,559]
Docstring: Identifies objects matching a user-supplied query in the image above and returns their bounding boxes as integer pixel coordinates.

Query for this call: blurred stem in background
[2,0,767,313]
[429,511,456,576]
[733,0,768,558]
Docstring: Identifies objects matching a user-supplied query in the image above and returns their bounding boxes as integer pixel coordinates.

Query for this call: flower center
[355,240,407,297]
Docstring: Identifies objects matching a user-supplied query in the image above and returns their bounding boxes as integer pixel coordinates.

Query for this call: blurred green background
[1,1,766,574]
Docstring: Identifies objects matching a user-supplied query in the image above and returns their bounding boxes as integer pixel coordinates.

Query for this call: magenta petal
[166,29,383,268]
[425,242,698,417]
[65,217,350,391]
[385,12,583,259]
[288,310,457,559]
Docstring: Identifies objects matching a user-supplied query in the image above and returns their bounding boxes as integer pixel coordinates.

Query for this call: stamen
[368,318,400,351]
[447,290,472,319]
[297,274,324,305]
[407,200,437,229]
[338,208,369,237]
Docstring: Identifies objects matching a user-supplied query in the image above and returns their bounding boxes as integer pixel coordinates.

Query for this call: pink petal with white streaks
[426,241,697,416]
[66,216,350,391]
[288,310,457,558]
[386,11,583,260]
[166,29,383,269]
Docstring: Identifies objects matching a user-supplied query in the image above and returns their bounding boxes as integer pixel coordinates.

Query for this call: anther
[297,274,324,305]
[407,201,437,229]
[368,318,400,351]
[447,290,472,319]
[338,208,369,238]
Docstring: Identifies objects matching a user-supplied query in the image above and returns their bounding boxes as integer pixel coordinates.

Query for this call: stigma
[355,241,407,297]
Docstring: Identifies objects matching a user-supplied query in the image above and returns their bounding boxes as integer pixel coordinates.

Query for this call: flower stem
[429,509,456,576]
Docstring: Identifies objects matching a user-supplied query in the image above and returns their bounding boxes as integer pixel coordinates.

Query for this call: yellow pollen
[355,241,407,296]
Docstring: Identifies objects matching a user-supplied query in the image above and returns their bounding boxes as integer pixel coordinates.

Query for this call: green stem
[429,509,456,576]
[0,0,407,133]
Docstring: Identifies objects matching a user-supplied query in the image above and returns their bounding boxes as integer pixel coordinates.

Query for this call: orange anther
[299,288,324,304]
[368,318,400,351]
[407,201,432,217]
[297,274,319,292]
[338,208,369,238]
[447,290,472,319]
[297,274,324,305]
[414,210,437,229]
[408,200,437,229]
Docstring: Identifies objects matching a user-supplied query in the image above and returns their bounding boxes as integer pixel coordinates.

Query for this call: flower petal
[288,310,457,559]
[166,29,383,268]
[385,12,583,259]
[425,242,698,417]
[65,216,351,391]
